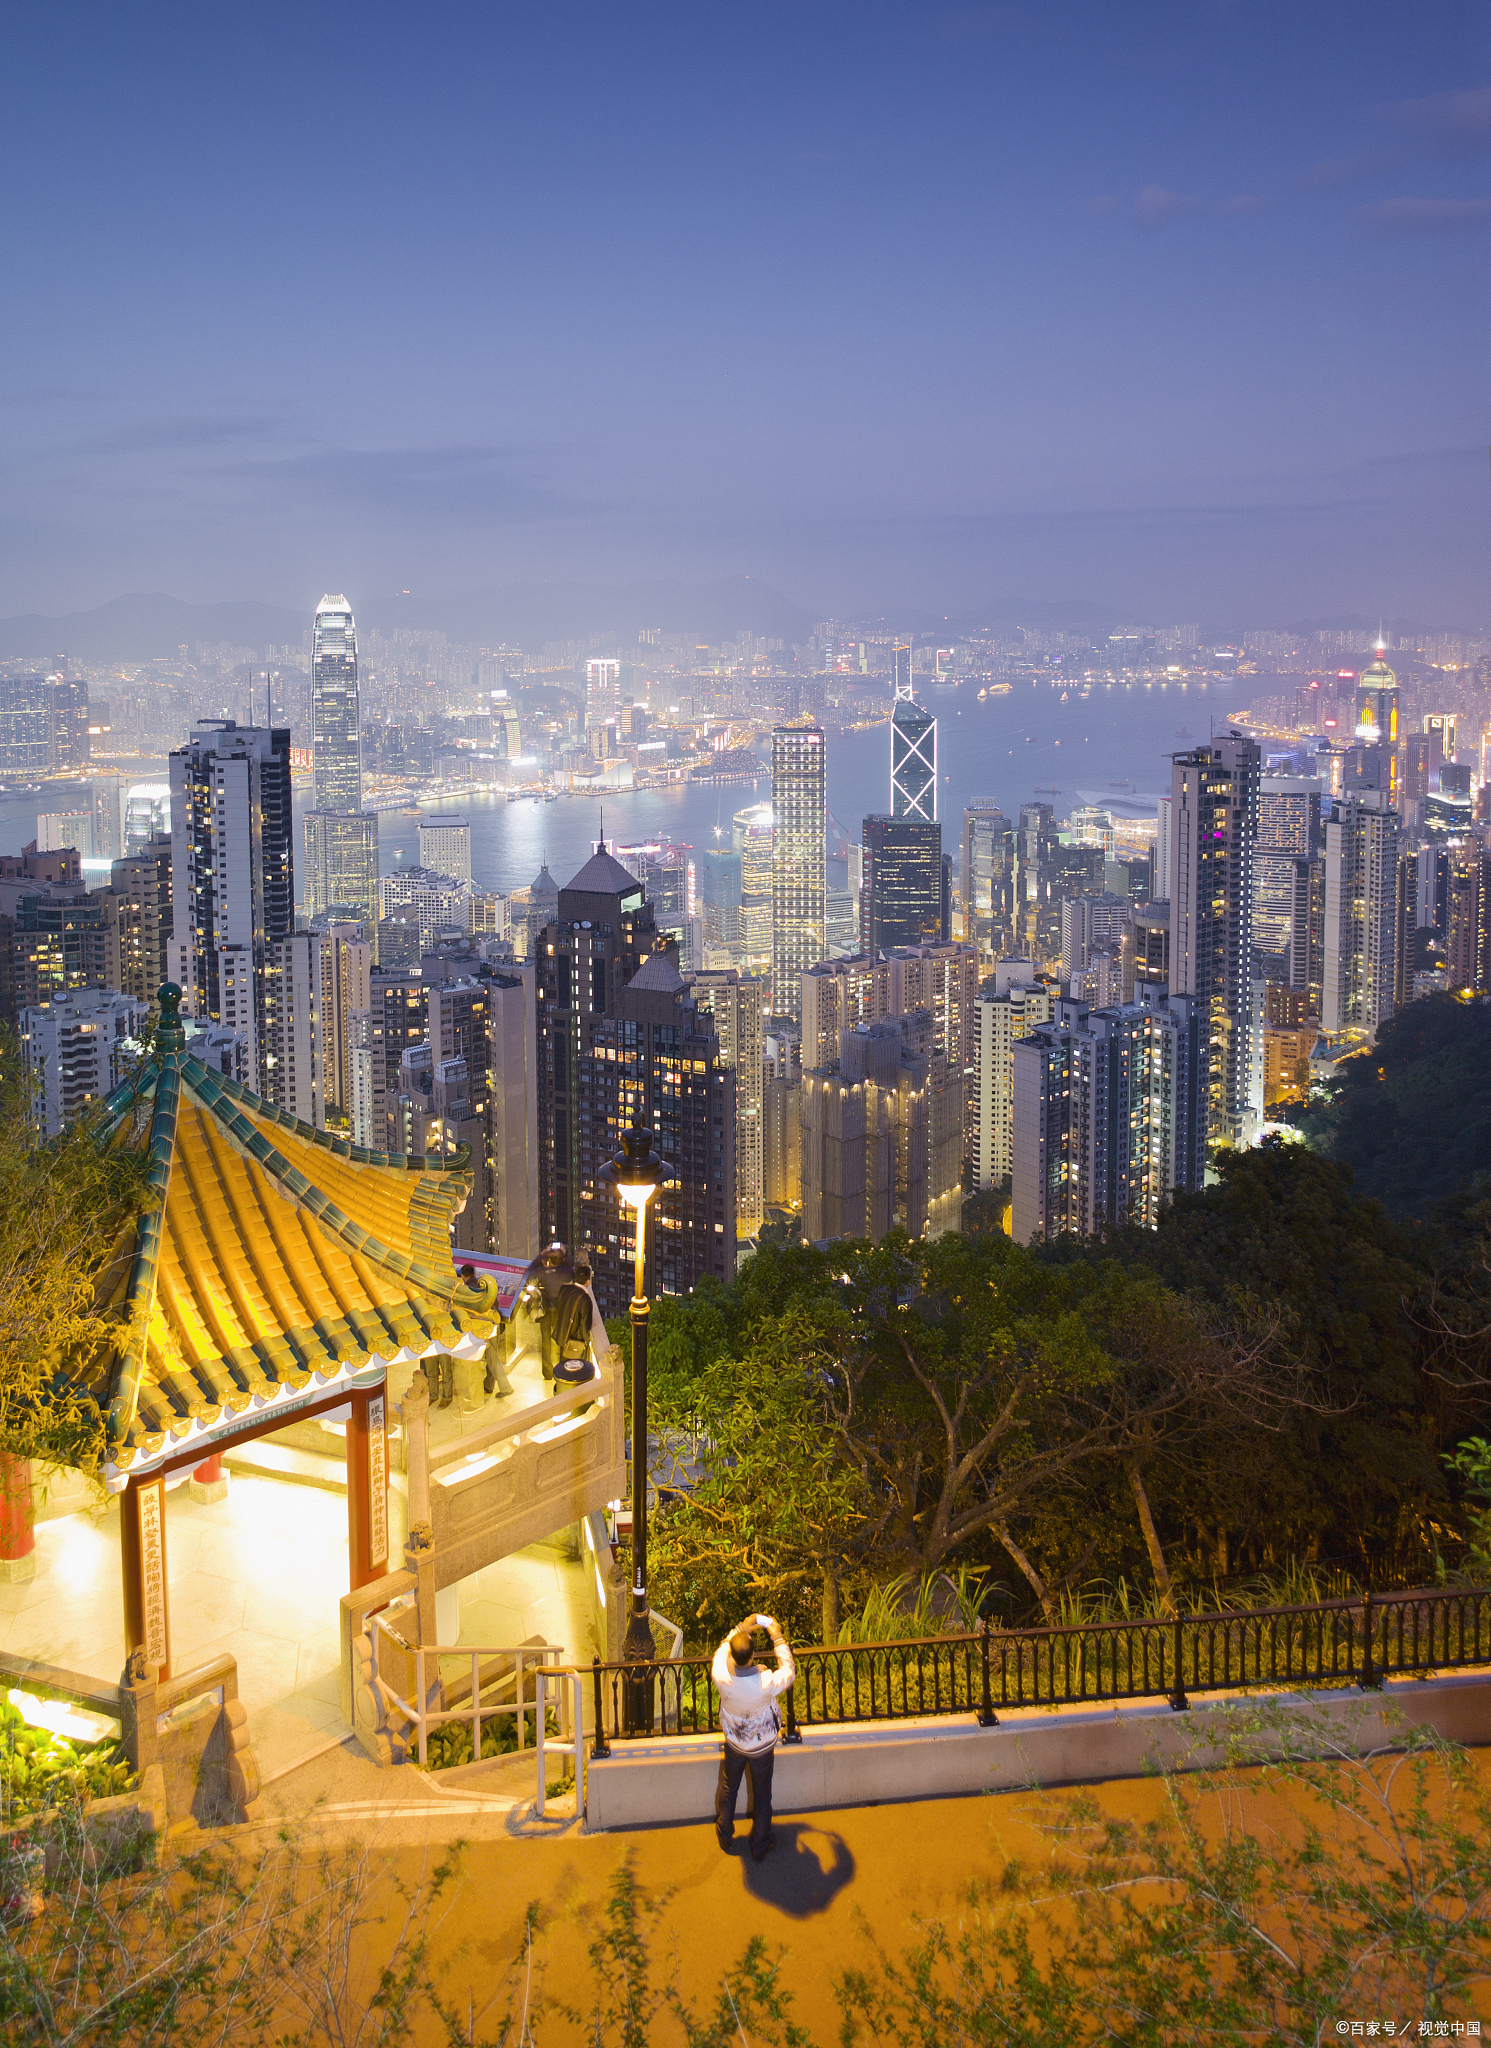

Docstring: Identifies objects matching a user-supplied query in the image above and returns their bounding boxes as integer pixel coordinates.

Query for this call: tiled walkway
[1,1469,595,1783]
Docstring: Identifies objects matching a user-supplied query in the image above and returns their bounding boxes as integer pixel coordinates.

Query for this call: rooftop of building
[562,844,644,898]
[626,951,686,995]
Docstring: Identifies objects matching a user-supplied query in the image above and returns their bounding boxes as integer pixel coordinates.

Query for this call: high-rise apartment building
[168,721,294,1094]
[1256,777,1324,1009]
[1168,735,1262,1150]
[891,697,937,820]
[972,961,1053,1190]
[1060,891,1128,980]
[770,724,825,1020]
[888,940,980,1168]
[1011,994,1205,1244]
[0,675,90,778]
[378,866,473,947]
[1153,798,1172,900]
[801,1013,961,1243]
[690,968,766,1239]
[20,987,149,1139]
[800,954,894,1071]
[102,838,173,1004]
[584,658,622,731]
[418,816,472,886]
[1322,792,1401,1042]
[861,815,947,955]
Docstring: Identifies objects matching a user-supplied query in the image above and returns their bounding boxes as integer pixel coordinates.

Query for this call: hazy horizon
[3,4,1488,627]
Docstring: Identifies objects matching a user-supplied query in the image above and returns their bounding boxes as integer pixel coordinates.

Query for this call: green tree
[651,1231,1296,1637]
[0,1030,149,1475]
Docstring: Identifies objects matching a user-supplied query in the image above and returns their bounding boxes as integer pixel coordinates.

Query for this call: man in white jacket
[712,1613,795,1862]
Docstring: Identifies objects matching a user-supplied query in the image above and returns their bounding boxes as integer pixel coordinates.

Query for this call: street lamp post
[599,1116,669,1702]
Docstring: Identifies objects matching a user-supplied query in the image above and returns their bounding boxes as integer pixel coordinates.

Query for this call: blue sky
[2,2,1488,626]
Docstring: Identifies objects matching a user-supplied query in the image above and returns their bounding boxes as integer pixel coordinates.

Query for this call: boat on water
[400,805,422,816]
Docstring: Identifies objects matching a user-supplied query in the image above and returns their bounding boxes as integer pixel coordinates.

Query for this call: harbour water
[0,671,1246,900]
[376,672,1238,895]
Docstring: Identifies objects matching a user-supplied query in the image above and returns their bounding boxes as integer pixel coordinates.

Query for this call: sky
[2,1,1489,629]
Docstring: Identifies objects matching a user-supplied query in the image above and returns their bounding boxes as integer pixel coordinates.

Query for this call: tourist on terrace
[713,1614,795,1863]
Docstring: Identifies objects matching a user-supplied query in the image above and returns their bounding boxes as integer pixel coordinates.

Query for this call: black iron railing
[588,1585,1491,1755]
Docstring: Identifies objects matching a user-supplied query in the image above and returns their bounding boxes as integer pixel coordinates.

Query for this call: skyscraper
[861,815,946,955]
[770,723,826,1020]
[960,800,1010,952]
[311,595,362,812]
[1354,648,1400,807]
[1322,791,1401,1042]
[690,968,766,1239]
[584,657,621,731]
[1168,735,1262,1150]
[972,962,1053,1190]
[418,816,472,885]
[168,720,294,1094]
[535,842,735,1315]
[891,697,937,820]
[1011,993,1205,1244]
[305,595,378,922]
[304,812,380,923]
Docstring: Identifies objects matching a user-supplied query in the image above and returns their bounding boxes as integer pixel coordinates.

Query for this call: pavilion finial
[156,982,186,1056]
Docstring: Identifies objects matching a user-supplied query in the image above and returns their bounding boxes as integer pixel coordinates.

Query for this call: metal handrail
[582,1583,1491,1751]
[368,1619,586,1815]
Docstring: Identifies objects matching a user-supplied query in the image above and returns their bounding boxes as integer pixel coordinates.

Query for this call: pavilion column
[0,1454,36,1584]
[345,1384,389,1592]
[188,1452,228,1505]
[120,1475,171,1679]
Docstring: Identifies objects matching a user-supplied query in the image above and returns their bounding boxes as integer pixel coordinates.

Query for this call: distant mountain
[949,599,1149,636]
[363,575,818,649]
[0,593,307,662]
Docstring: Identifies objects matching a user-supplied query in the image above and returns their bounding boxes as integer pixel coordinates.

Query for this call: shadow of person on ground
[737,1823,854,1917]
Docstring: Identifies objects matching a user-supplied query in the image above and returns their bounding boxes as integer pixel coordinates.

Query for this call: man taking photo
[712,1613,795,1863]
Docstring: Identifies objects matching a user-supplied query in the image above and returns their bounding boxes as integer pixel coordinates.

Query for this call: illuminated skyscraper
[770,723,826,1020]
[311,595,361,812]
[168,721,294,1094]
[861,815,947,954]
[891,696,937,820]
[1354,647,1400,807]
[1168,735,1262,1150]
[305,595,377,921]
[584,657,621,731]
[1323,791,1401,1042]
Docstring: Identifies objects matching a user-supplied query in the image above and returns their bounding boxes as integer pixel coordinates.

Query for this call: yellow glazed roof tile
[93,987,500,1469]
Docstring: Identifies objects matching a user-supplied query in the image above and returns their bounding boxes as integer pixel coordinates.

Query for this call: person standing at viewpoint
[712,1614,795,1862]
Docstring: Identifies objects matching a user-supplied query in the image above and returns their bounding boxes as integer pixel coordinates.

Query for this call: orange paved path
[248,1738,1491,2040]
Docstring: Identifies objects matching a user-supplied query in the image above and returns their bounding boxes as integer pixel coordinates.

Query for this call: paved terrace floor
[244,1734,1491,2042]
[3,1348,594,1781]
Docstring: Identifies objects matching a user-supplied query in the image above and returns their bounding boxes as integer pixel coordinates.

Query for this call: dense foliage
[631,1144,1491,1647]
[1296,992,1491,1215]
[0,1028,150,1472]
[0,1695,134,1821]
